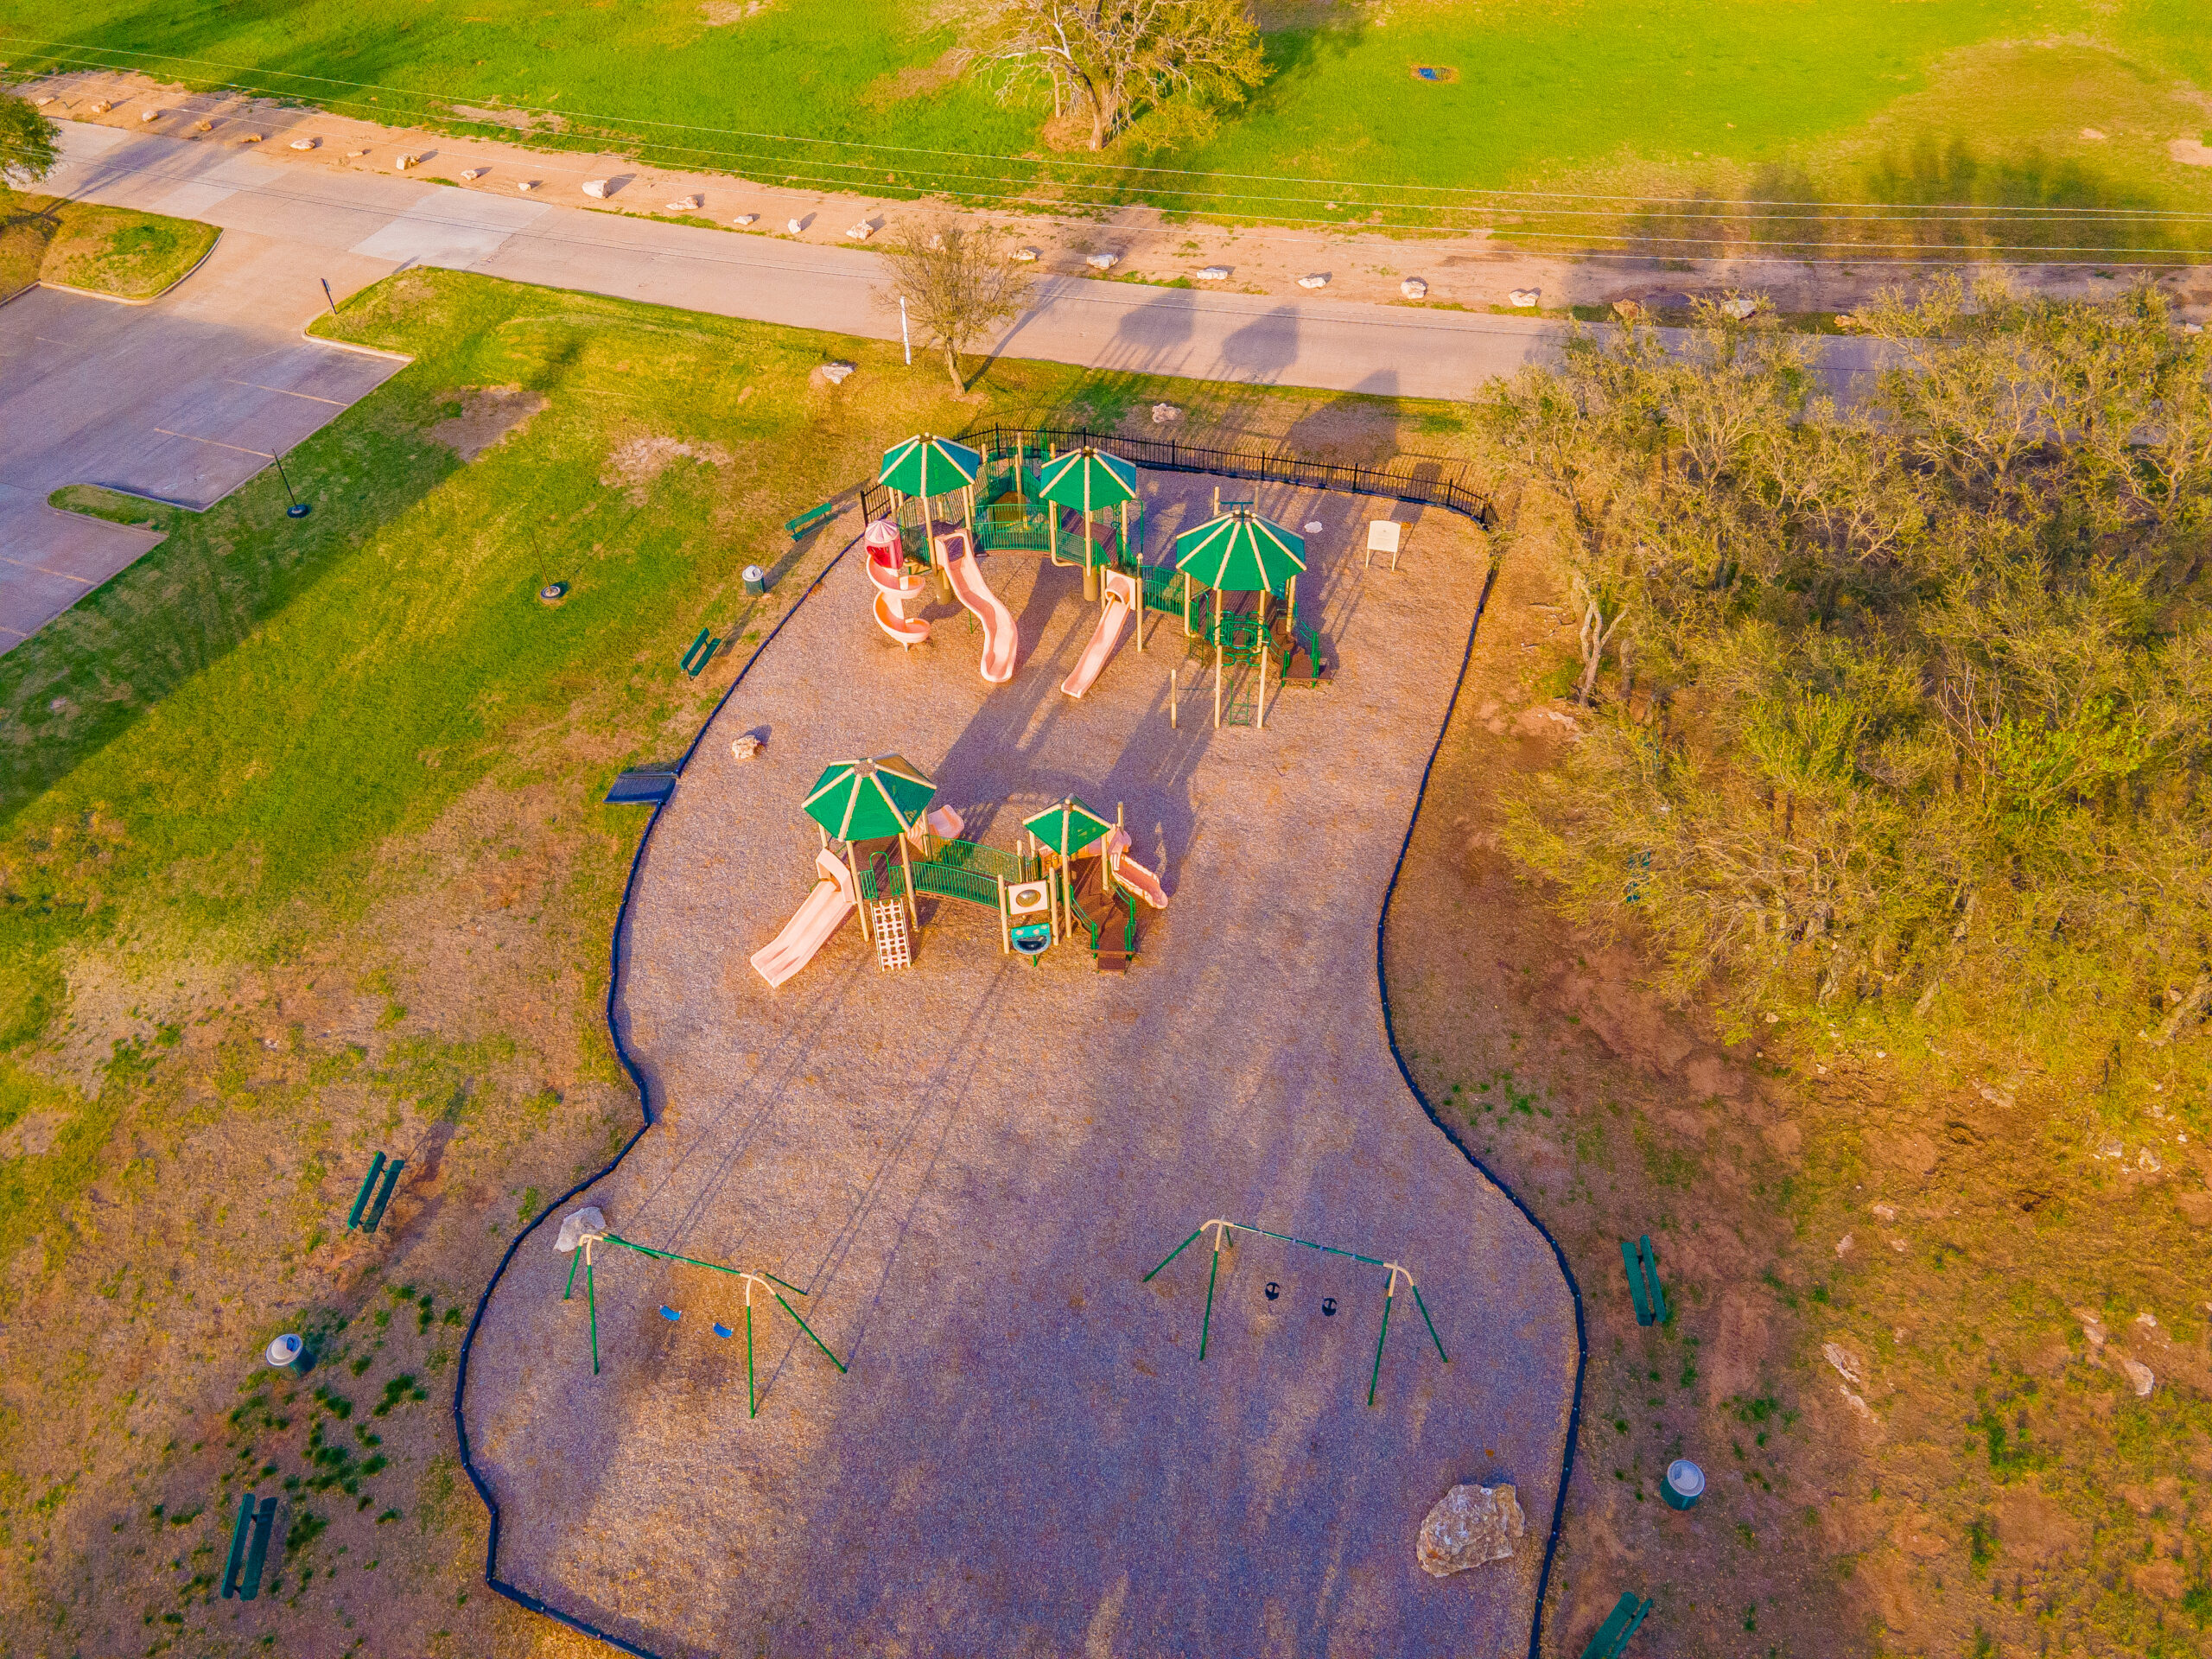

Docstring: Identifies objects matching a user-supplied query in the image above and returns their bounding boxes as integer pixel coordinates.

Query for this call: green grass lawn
[0,186,219,299]
[8,0,2212,257]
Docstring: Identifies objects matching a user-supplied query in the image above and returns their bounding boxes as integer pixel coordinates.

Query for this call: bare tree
[877,213,1035,392]
[0,87,60,187]
[985,0,1267,152]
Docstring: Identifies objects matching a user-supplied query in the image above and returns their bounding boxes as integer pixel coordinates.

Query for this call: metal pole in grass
[270,449,310,518]
[1197,1219,1233,1361]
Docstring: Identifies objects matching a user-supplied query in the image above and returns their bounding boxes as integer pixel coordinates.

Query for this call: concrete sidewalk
[48,122,1882,404]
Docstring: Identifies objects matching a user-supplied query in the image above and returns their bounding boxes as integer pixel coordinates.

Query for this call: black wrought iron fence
[852,429,1495,532]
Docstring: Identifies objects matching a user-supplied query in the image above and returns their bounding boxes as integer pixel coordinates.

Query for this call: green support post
[1368,1277,1396,1408]
[563,1249,581,1301]
[346,1154,385,1230]
[1411,1280,1449,1363]
[1198,1234,1222,1361]
[745,1301,757,1419]
[1141,1227,1205,1283]
[772,1290,847,1373]
[587,1256,600,1376]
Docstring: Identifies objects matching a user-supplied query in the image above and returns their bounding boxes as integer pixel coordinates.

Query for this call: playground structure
[1143,1218,1450,1408]
[554,1206,846,1415]
[750,754,1169,988]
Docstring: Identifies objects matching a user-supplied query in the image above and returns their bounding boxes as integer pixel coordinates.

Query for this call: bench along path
[462,474,1578,1657]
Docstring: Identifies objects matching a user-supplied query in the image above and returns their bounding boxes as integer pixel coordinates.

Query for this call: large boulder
[1416,1483,1524,1578]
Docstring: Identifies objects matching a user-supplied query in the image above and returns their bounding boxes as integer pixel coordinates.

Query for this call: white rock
[1822,1342,1866,1387]
[195,120,214,133]
[582,179,610,198]
[396,153,416,169]
[846,220,874,239]
[344,147,367,157]
[90,101,111,114]
[2082,127,2107,141]
[820,362,855,385]
[1085,251,1120,270]
[1870,1201,1897,1221]
[1197,265,1230,280]
[1416,1484,1523,1577]
[1720,296,1758,321]
[553,1205,607,1253]
[1011,246,1039,262]
[141,110,160,123]
[1840,1385,1876,1422]
[1400,276,1428,299]
[516,180,538,193]
[786,217,804,234]
[290,137,319,150]
[731,734,763,760]
[1304,521,1325,533]
[1298,272,1331,289]
[1835,1233,1854,1257]
[2120,1357,2155,1395]
[459,168,484,181]
[733,213,758,226]
[34,97,54,106]
[2184,322,2204,335]
[1509,288,1540,308]
[1150,403,1183,424]
[670,195,703,212]
[239,133,264,144]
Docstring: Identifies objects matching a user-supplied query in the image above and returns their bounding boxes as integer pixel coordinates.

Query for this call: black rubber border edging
[452,486,1588,1659]
[450,524,864,1659]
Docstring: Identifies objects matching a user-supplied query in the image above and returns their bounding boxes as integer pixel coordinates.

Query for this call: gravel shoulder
[461,474,1577,1657]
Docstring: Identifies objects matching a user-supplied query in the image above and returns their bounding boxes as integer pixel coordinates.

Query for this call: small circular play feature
[265,1333,313,1376]
[1010,922,1052,957]
[538,582,569,604]
[1662,1459,1706,1510]
[1007,880,1051,916]
[1264,1282,1280,1300]
[286,502,312,518]
[1321,1297,1338,1317]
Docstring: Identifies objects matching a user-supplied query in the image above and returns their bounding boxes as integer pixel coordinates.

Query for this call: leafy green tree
[1483,280,2212,1069]
[1,88,60,186]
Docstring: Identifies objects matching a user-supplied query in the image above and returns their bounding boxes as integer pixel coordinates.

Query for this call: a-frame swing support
[1141,1217,1449,1406]
[559,1226,847,1408]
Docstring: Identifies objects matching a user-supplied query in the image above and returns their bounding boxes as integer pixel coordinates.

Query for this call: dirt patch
[0,1109,67,1159]
[2170,136,2212,168]
[429,385,549,461]
[858,48,971,111]
[599,433,734,502]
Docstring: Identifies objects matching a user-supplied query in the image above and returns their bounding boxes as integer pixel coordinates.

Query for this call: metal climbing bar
[772,1290,849,1374]
[1143,1227,1205,1282]
[1368,1279,1396,1408]
[1199,1238,1222,1362]
[1410,1280,1450,1363]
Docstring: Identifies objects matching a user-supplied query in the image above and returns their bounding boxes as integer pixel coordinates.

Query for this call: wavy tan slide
[1061,569,1138,699]
[750,849,858,988]
[1103,826,1168,909]
[936,529,1018,684]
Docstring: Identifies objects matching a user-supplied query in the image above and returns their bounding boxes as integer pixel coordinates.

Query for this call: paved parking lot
[0,219,402,653]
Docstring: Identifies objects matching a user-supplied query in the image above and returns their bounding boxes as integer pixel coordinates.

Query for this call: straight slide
[750,850,858,988]
[936,530,1019,684]
[1104,826,1169,909]
[1062,570,1137,700]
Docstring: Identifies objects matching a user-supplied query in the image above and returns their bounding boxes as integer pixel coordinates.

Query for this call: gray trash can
[742,565,767,596]
[264,1333,314,1377]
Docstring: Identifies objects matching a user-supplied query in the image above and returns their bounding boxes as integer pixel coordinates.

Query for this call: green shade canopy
[804,754,937,843]
[1173,510,1306,595]
[1037,447,1138,513]
[879,434,982,498]
[1021,796,1114,858]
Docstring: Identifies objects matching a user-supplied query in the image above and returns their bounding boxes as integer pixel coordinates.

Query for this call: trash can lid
[742,565,766,582]
[1666,1459,1705,1497]
[266,1333,304,1366]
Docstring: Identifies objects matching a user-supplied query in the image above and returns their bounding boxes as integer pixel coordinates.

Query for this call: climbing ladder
[871,902,912,970]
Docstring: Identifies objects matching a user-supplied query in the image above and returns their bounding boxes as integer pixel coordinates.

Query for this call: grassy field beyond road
[0,186,217,300]
[10,0,2212,257]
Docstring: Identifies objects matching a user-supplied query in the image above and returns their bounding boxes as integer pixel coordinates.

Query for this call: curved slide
[1061,570,1138,700]
[869,563,930,650]
[935,530,1018,684]
[1103,826,1168,910]
[749,850,858,988]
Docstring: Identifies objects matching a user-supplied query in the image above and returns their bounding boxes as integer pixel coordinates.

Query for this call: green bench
[347,1153,405,1233]
[1622,1235,1668,1326]
[1580,1592,1652,1659]
[221,1491,277,1600]
[785,499,840,540]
